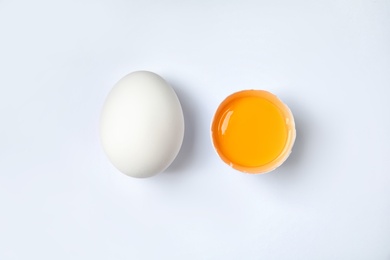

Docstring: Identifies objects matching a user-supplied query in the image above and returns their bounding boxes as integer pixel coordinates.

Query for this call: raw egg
[211,90,295,174]
[100,71,184,178]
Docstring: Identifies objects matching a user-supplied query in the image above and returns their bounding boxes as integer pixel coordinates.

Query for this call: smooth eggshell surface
[100,71,184,178]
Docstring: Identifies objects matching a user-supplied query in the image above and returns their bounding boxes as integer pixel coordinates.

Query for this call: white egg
[100,71,184,178]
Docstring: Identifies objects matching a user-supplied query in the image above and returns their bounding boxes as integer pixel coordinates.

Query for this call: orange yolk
[211,90,295,174]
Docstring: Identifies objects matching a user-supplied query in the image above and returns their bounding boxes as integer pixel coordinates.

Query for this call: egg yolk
[211,90,295,173]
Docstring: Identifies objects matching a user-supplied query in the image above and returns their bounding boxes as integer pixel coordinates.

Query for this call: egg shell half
[100,71,184,178]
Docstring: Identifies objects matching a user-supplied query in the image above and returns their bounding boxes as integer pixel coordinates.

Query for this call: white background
[1,0,389,259]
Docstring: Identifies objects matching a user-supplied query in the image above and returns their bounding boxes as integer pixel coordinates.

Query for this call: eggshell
[100,71,184,178]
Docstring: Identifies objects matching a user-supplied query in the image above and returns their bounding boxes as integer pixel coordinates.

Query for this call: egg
[100,71,184,178]
[211,90,295,174]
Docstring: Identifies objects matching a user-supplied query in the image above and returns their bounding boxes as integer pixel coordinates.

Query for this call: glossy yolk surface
[213,94,288,169]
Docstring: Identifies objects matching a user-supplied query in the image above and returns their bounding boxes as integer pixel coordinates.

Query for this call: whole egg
[100,71,184,178]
